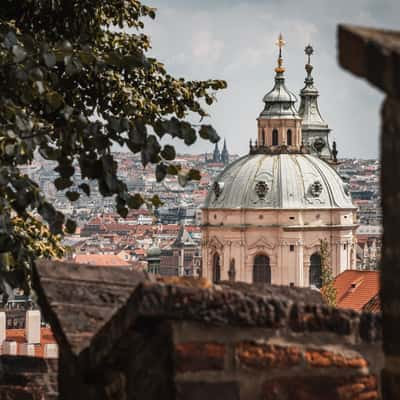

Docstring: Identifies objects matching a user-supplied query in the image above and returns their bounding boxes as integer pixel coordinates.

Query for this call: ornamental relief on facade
[248,237,276,251]
[206,236,224,251]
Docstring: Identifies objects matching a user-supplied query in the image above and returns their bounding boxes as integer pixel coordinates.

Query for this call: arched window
[287,129,292,146]
[253,254,271,284]
[213,253,221,283]
[228,259,236,282]
[309,253,322,288]
[272,129,279,146]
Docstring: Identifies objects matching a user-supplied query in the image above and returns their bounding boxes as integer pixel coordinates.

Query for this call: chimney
[3,341,17,355]
[20,343,36,357]
[0,312,5,344]
[44,343,59,359]
[25,310,41,344]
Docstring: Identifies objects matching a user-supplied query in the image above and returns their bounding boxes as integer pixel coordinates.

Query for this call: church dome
[260,72,299,119]
[204,153,354,210]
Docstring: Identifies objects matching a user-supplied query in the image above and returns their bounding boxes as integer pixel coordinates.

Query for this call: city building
[201,36,357,287]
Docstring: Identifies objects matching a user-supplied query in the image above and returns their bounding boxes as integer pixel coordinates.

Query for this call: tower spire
[275,33,286,73]
[298,44,333,161]
[304,44,314,86]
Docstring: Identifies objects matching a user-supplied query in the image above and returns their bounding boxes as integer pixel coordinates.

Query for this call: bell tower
[252,34,303,154]
[298,45,333,160]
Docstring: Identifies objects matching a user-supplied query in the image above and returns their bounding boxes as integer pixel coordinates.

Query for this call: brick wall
[172,320,383,400]
[0,356,58,399]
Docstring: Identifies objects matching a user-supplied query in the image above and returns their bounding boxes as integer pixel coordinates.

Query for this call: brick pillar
[381,96,400,399]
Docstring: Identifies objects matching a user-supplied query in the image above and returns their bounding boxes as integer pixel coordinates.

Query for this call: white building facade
[201,37,357,288]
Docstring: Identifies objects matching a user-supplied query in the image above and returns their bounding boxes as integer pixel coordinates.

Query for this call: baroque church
[201,35,357,288]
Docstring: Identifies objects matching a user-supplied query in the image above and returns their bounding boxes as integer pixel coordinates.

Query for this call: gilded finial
[275,33,286,73]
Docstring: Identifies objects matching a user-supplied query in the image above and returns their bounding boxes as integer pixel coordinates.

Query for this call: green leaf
[66,191,80,201]
[79,183,90,196]
[187,169,201,181]
[199,125,220,143]
[167,165,180,175]
[182,123,197,146]
[65,219,77,234]
[54,177,73,190]
[127,194,144,209]
[161,145,176,161]
[12,45,27,63]
[45,91,64,110]
[150,195,163,208]
[156,163,167,182]
[43,52,56,68]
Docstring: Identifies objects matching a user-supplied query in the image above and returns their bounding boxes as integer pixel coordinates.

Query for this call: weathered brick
[236,342,301,369]
[305,350,368,369]
[175,343,225,372]
[262,375,378,400]
[176,381,240,400]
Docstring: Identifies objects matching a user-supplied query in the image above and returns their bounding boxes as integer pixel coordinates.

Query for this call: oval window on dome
[310,181,323,197]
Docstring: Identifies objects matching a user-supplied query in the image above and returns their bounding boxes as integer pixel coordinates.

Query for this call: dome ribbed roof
[204,154,354,210]
[260,72,300,119]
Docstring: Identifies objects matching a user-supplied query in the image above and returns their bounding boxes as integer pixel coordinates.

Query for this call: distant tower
[221,139,230,165]
[298,45,332,160]
[212,142,221,163]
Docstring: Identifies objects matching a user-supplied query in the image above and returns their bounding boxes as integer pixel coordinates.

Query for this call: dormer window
[272,129,279,146]
[287,129,292,146]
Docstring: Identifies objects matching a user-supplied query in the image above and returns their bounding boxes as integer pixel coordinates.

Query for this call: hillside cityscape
[20,147,382,277]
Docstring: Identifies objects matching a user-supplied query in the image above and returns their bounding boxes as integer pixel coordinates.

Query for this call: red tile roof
[2,327,56,358]
[334,270,379,312]
[74,254,132,267]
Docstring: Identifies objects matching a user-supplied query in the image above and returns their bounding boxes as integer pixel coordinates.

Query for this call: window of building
[290,245,295,252]
[289,216,295,220]
[228,259,236,282]
[213,253,221,283]
[253,254,271,284]
[287,129,292,146]
[272,129,279,146]
[309,253,322,288]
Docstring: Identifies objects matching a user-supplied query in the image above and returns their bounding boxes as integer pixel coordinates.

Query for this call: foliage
[320,239,337,307]
[0,0,226,293]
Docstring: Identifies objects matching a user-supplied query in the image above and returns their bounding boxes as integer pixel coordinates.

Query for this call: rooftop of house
[32,260,381,365]
[334,270,379,312]
[2,327,56,358]
[74,254,132,267]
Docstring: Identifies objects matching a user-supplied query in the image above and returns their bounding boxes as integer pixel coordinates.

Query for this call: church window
[309,253,322,288]
[287,129,292,145]
[253,254,271,284]
[272,129,279,146]
[213,253,221,283]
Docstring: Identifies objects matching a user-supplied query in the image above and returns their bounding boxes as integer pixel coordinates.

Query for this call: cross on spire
[275,33,286,73]
[305,44,314,65]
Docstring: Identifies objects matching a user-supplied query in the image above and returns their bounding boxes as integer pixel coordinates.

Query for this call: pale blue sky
[141,0,398,159]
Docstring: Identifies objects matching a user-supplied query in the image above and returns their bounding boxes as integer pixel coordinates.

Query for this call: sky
[141,0,399,159]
